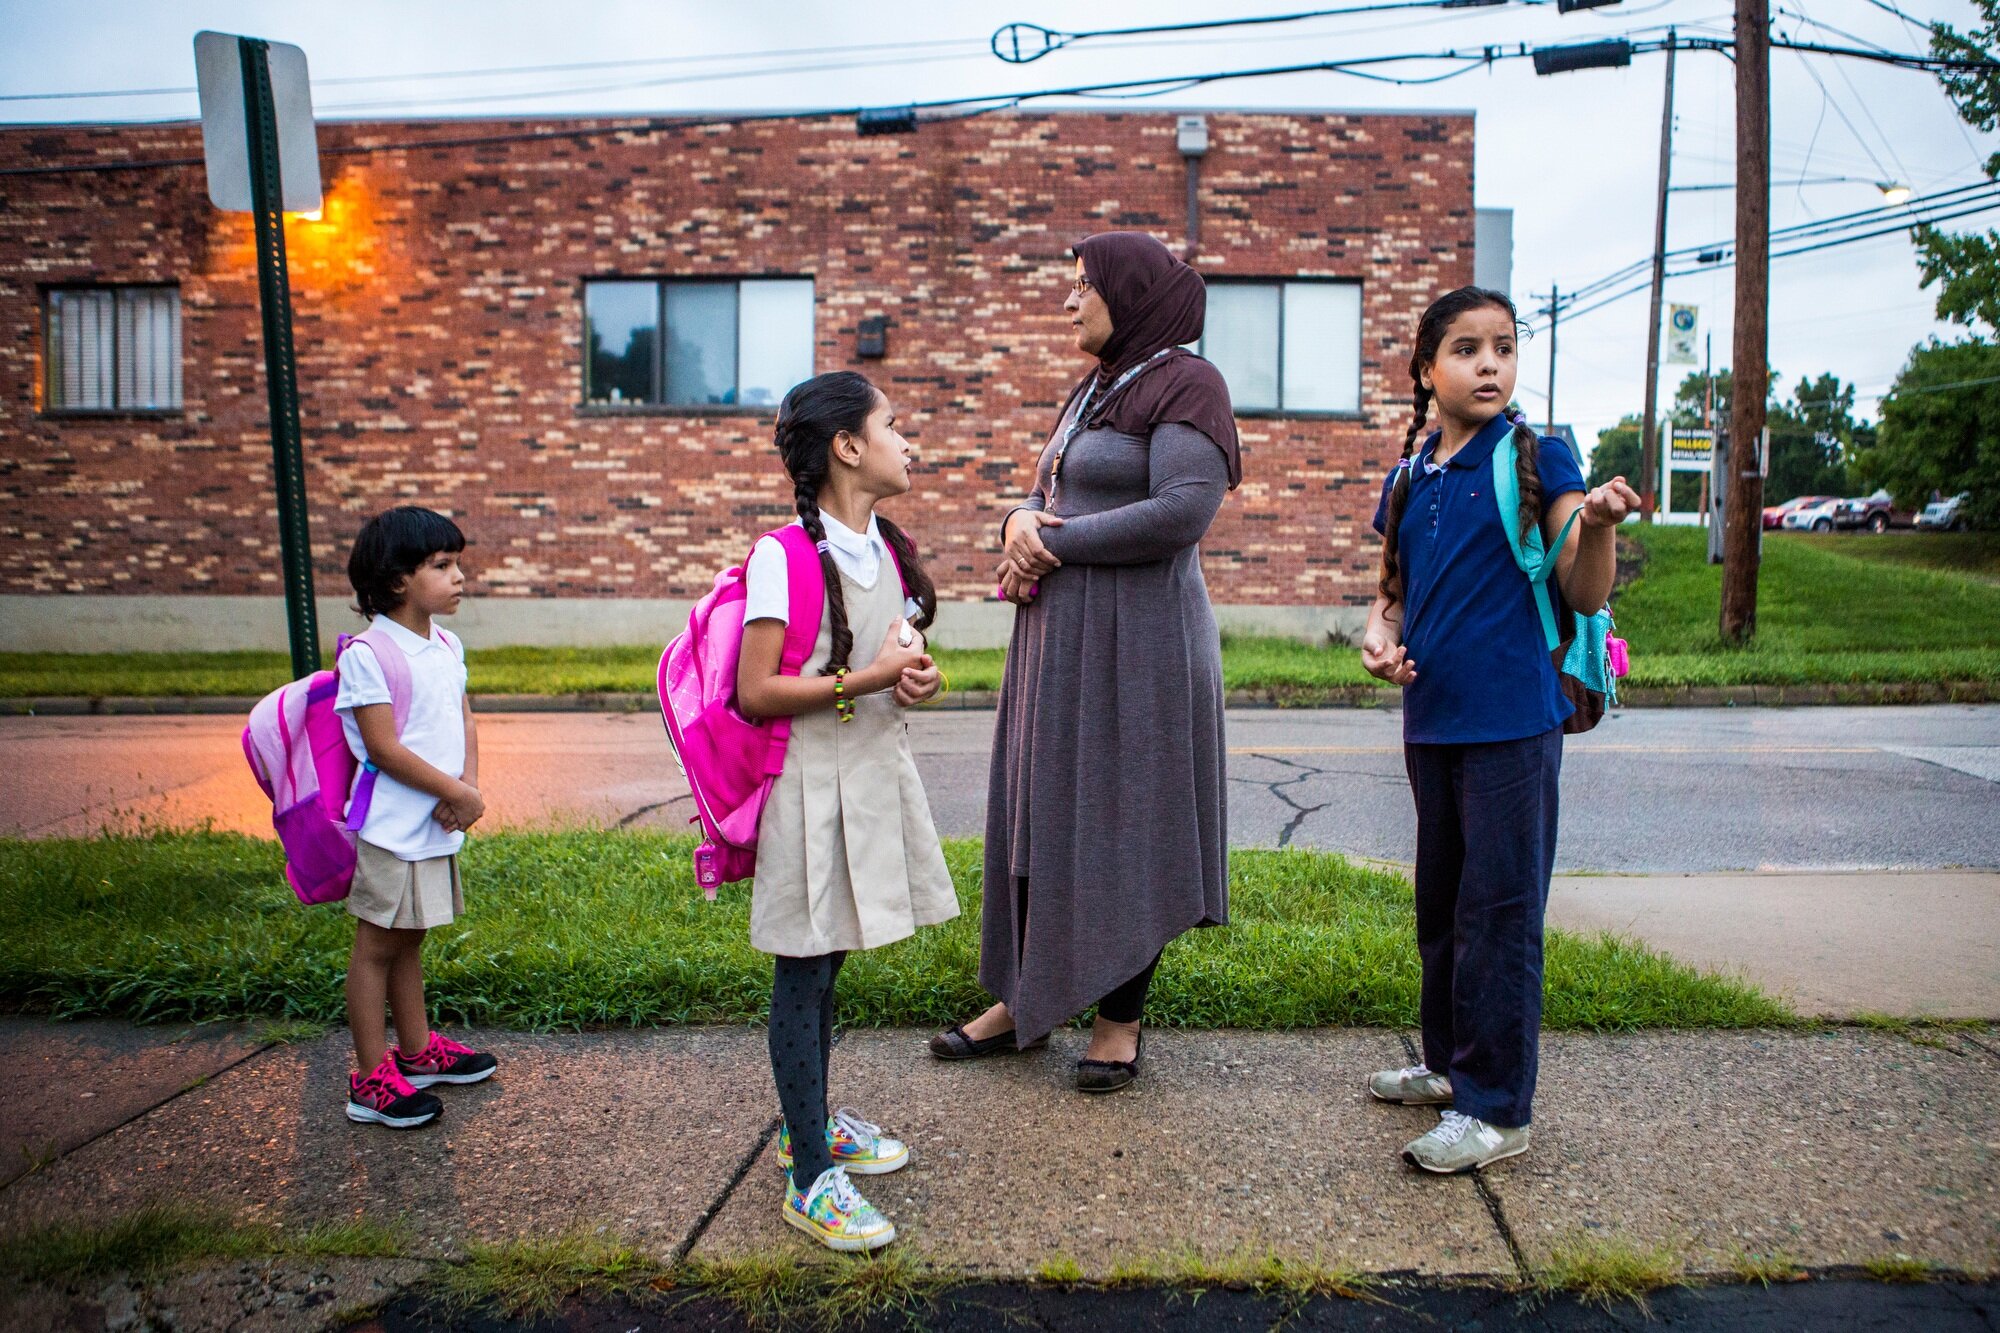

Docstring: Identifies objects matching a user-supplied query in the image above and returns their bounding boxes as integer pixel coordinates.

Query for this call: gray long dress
[981,420,1231,1046]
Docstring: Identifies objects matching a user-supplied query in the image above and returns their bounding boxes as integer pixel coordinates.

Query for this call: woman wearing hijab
[929,231,1240,1093]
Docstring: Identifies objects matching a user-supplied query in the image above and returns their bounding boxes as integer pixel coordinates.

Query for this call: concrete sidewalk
[3,1018,1994,1304]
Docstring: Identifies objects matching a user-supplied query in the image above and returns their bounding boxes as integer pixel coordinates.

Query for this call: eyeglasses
[1069,277,1094,297]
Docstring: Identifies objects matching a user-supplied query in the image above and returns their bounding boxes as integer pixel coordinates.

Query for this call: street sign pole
[238,39,318,678]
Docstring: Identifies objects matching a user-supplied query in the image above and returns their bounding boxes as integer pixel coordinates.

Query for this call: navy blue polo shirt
[1371,414,1587,745]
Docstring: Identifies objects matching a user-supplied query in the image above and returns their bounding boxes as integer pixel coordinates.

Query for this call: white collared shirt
[334,614,469,861]
[742,511,923,626]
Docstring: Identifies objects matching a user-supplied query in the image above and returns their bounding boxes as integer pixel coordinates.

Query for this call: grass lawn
[1614,526,2000,687]
[0,831,1791,1032]
[4,529,1995,698]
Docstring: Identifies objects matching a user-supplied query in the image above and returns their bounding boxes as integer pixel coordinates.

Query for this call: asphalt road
[5,704,1996,872]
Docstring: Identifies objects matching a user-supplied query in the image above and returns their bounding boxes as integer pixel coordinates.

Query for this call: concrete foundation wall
[0,595,1366,653]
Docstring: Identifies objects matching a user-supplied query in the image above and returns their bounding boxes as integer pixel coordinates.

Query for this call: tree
[1917,2,2000,333]
[1588,416,1642,488]
[1850,338,2000,527]
[1768,373,1858,503]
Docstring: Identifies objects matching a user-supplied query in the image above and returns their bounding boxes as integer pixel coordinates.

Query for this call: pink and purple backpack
[242,629,424,905]
[658,525,907,899]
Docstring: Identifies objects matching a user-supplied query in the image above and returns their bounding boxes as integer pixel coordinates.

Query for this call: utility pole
[1721,0,1769,642]
[1546,284,1559,434]
[1639,31,1677,523]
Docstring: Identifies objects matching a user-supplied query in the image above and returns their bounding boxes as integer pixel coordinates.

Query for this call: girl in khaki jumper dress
[736,371,959,1252]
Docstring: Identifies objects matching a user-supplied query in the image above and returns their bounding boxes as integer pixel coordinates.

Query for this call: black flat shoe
[1075,1031,1144,1094]
[929,1024,1046,1061]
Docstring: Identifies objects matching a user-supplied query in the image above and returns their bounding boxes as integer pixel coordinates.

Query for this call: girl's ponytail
[1508,415,1543,546]
[1377,383,1430,602]
[876,515,937,633]
[790,467,857,676]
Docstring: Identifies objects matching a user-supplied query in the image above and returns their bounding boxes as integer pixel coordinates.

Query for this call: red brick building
[0,108,1486,649]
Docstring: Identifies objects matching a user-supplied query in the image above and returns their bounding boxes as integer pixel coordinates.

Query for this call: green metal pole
[239,37,320,679]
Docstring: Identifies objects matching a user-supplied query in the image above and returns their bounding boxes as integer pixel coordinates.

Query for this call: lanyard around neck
[1050,347,1175,505]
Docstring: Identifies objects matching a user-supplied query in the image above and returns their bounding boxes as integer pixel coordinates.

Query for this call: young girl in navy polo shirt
[1360,287,1640,1174]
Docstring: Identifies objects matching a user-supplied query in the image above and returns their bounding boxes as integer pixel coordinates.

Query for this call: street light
[1878,181,1912,205]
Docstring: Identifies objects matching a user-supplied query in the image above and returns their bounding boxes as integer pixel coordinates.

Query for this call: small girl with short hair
[336,505,497,1130]
[1361,288,1639,1173]
[736,370,959,1251]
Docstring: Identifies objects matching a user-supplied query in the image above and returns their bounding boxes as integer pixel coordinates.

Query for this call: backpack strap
[1492,431,1584,653]
[337,627,419,832]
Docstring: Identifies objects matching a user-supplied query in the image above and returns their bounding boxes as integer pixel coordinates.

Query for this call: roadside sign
[1669,425,1713,463]
[1666,304,1698,364]
[194,31,320,213]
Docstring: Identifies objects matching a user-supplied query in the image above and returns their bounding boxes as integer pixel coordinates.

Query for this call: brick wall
[0,109,1474,609]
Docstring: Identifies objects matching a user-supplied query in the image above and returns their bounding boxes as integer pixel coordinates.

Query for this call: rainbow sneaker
[777,1108,910,1176]
[346,1054,442,1129]
[393,1031,498,1088]
[783,1166,896,1252]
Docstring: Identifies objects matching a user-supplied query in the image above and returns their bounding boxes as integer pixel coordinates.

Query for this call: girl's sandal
[1075,1031,1144,1094]
[928,1024,1047,1061]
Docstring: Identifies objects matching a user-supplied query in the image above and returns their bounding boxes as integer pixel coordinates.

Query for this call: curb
[2,681,1994,715]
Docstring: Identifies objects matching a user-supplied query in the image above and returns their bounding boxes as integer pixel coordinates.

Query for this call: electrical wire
[989,0,1513,63]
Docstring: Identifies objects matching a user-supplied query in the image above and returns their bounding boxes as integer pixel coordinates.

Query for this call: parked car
[1781,496,1843,532]
[1764,495,1828,530]
[1834,489,1914,534]
[1915,492,1974,532]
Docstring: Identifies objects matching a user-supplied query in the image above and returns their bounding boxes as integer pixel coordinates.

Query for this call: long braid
[1378,382,1431,602]
[792,474,856,676]
[1509,418,1543,545]
[875,516,936,632]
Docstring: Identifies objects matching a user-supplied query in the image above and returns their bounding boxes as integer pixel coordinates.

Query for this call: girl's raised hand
[1003,510,1064,578]
[1582,476,1642,528]
[1361,631,1418,686]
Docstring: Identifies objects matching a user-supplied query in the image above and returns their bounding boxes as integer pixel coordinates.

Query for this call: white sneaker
[1402,1110,1530,1174]
[782,1165,897,1252]
[1367,1063,1453,1105]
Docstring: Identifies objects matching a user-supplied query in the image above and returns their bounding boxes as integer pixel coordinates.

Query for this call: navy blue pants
[1404,726,1562,1128]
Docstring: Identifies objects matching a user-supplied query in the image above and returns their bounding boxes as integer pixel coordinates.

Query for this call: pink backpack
[658,525,907,898]
[242,629,420,905]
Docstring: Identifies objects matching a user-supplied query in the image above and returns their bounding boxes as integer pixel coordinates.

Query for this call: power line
[990,0,1515,63]
[6,32,1994,181]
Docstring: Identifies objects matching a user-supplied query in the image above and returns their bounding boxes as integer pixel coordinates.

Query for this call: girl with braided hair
[734,370,959,1251]
[1361,287,1639,1174]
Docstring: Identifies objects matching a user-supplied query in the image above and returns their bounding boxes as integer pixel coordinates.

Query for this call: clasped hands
[997,510,1065,605]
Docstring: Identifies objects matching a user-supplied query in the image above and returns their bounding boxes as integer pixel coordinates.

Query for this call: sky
[3,0,1995,463]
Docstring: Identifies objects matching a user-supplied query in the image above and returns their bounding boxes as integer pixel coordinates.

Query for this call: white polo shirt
[334,615,469,861]
[743,511,923,626]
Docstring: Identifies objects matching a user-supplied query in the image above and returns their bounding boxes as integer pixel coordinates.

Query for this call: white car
[1782,497,1842,532]
[1915,492,1973,532]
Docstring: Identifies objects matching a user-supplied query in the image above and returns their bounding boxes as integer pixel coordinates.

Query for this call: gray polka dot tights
[769,951,845,1190]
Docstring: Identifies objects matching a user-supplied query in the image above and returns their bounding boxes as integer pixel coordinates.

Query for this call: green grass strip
[0,831,1792,1032]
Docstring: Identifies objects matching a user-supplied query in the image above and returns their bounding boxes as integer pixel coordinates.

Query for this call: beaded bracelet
[831,667,855,723]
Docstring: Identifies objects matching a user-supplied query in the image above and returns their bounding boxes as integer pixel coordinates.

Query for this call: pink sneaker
[393,1030,498,1088]
[347,1054,442,1128]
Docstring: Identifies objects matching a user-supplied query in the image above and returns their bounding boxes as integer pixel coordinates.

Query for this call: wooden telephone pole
[1721,0,1769,642]
[1640,34,1676,523]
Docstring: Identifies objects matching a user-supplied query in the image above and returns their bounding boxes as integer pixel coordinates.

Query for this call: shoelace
[830,1107,880,1147]
[356,1060,416,1102]
[1393,1065,1436,1082]
[820,1166,864,1216]
[1432,1110,1474,1145]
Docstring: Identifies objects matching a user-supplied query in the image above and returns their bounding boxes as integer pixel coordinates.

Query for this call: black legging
[769,951,845,1190]
[1096,950,1163,1025]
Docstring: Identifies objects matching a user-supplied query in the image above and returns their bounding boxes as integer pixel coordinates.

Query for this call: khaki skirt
[349,840,464,930]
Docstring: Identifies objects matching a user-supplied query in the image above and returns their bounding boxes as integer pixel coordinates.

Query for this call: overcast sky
[4,0,1994,460]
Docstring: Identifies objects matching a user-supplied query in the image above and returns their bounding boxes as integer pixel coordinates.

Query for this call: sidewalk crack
[1397,1035,1534,1286]
[673,1113,781,1263]
[617,793,692,829]
[0,1032,291,1197]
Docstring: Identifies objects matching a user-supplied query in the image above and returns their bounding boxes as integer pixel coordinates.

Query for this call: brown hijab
[1059,231,1242,488]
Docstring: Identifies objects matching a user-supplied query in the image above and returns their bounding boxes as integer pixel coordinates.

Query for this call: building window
[1196,280,1361,414]
[584,278,813,409]
[45,286,183,413]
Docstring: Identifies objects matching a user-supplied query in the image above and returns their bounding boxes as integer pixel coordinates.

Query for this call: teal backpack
[1491,428,1621,732]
